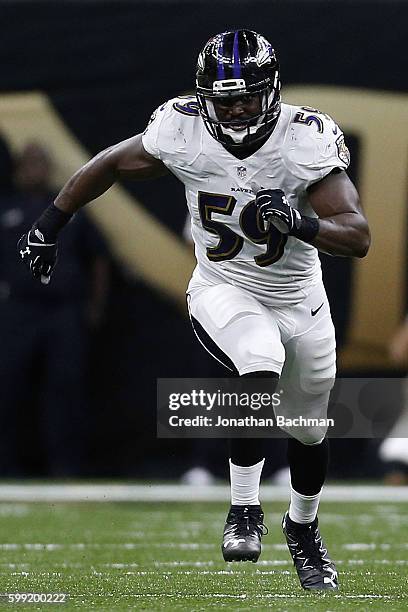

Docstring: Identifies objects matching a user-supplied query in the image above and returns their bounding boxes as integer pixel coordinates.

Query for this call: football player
[18,30,370,590]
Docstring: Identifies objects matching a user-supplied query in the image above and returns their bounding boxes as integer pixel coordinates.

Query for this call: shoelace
[228,507,269,538]
[292,525,328,569]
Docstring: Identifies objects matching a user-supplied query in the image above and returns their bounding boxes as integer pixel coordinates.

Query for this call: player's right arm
[17,135,167,283]
[55,134,167,215]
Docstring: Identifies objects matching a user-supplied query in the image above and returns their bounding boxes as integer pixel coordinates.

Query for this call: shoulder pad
[142,96,202,161]
[283,105,349,184]
[172,95,200,117]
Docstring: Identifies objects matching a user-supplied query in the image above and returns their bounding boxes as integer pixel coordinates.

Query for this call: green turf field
[0,500,406,610]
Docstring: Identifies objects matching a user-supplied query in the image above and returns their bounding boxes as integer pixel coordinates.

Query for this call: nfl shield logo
[236,166,247,179]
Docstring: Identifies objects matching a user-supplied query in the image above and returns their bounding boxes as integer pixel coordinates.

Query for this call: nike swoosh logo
[311,303,324,317]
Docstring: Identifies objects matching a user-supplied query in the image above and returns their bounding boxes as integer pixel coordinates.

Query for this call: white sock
[288,486,322,524]
[230,459,265,505]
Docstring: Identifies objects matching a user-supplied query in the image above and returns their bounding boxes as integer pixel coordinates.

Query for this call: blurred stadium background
[0,0,406,482]
[0,1,407,607]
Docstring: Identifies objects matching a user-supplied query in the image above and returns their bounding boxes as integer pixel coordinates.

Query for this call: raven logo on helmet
[196,30,281,148]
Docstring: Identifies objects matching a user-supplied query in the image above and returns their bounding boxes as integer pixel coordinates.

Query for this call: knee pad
[288,427,327,445]
[275,389,329,444]
[299,332,336,395]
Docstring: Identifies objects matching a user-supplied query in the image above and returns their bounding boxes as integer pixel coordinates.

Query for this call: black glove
[254,187,319,243]
[17,203,72,285]
[255,188,302,234]
[17,225,58,285]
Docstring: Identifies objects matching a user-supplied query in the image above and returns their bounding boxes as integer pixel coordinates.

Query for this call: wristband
[291,215,319,243]
[36,204,72,241]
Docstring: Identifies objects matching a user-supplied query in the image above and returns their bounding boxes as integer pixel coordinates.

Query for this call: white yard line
[0,484,406,502]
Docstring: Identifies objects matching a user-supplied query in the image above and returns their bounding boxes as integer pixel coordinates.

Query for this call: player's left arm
[255,174,370,259]
[306,169,370,258]
[255,111,370,258]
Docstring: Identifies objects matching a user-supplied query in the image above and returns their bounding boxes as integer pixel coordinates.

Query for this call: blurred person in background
[0,141,110,476]
[378,321,408,484]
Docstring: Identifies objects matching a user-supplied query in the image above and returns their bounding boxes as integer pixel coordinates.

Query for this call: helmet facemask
[197,76,280,147]
[196,30,281,148]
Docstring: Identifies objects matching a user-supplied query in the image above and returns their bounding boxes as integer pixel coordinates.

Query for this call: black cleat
[222,505,268,562]
[282,512,338,590]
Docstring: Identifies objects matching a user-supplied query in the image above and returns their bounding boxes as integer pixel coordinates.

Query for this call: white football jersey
[142,97,350,306]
